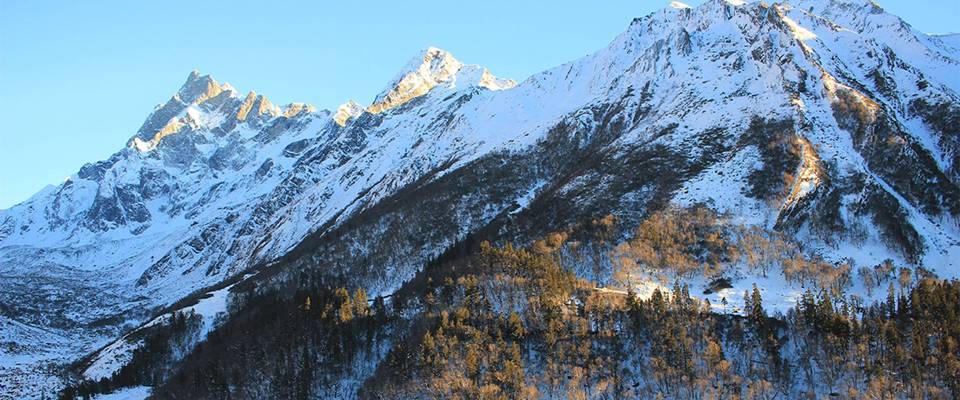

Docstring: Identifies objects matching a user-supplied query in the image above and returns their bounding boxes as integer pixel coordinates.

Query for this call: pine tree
[334,288,353,323]
[743,289,752,316]
[353,288,368,317]
[507,312,525,340]
[749,284,766,328]
[421,331,439,374]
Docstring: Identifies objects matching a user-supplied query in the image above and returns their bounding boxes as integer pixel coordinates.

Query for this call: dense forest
[61,207,960,399]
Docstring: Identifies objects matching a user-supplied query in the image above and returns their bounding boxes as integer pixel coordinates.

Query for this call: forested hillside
[62,206,960,399]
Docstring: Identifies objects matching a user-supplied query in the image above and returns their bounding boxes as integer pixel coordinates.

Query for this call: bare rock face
[235,91,280,124]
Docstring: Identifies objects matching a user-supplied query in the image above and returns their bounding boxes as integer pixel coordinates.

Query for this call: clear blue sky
[0,0,956,209]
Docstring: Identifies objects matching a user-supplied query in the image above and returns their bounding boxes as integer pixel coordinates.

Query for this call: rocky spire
[236,91,280,122]
[177,70,227,104]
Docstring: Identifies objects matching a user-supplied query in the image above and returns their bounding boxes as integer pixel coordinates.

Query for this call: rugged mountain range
[1,0,958,398]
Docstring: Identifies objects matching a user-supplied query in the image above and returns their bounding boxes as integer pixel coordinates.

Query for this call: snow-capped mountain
[1,0,958,398]
[0,44,524,397]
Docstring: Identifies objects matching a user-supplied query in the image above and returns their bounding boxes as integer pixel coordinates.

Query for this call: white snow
[780,14,818,41]
[92,386,151,400]
[3,0,960,397]
[83,273,252,381]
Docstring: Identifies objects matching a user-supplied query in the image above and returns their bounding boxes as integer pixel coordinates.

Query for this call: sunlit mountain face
[2,0,959,398]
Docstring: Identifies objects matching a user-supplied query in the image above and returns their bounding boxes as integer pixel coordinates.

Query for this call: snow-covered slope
[81,272,254,382]
[1,48,523,398]
[2,0,959,397]
[254,0,959,311]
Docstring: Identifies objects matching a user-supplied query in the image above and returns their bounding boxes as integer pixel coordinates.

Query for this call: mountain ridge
[1,0,959,398]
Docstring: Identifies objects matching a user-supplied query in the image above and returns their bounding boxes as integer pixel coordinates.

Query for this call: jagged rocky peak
[282,102,317,118]
[366,46,516,114]
[236,91,280,122]
[130,70,240,152]
[333,100,364,126]
[177,69,231,104]
[127,70,293,153]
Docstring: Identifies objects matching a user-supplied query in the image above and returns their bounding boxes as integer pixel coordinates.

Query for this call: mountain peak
[367,47,462,114]
[282,103,317,118]
[334,100,364,126]
[236,91,280,122]
[177,70,227,104]
[367,47,515,114]
[129,70,241,152]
